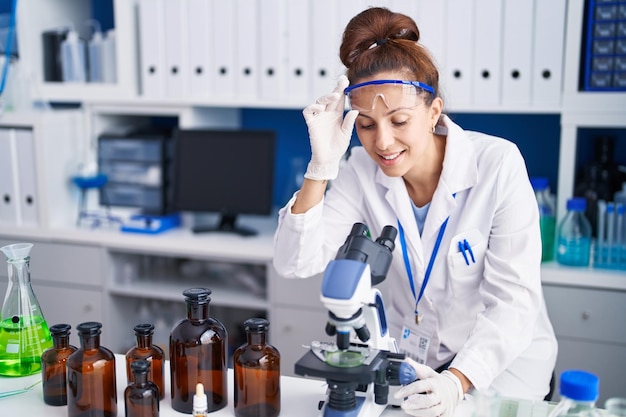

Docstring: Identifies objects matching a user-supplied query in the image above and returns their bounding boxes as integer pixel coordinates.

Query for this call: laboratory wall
[241,109,562,209]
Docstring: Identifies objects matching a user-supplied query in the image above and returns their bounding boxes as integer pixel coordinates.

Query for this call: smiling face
[349,72,444,180]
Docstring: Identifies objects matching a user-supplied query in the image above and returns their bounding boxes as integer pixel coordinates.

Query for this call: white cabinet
[269,270,328,377]
[542,283,626,405]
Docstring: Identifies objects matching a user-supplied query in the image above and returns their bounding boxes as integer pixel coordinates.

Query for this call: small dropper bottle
[193,383,208,417]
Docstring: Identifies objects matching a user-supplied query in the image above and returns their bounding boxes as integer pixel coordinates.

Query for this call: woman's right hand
[302,75,359,181]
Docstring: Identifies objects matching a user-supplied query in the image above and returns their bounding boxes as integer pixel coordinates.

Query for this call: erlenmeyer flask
[0,243,53,376]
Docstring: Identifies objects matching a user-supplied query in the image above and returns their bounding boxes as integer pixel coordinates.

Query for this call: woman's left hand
[394,358,464,417]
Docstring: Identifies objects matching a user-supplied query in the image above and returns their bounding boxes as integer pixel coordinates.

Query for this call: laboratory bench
[0,354,559,417]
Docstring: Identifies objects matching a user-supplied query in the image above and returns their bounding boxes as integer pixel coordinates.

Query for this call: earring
[430,124,436,134]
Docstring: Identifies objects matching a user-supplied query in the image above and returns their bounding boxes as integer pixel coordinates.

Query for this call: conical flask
[0,243,53,376]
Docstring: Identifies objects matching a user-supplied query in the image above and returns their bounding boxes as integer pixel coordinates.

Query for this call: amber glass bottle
[67,321,117,417]
[170,288,227,414]
[41,323,77,406]
[234,318,280,417]
[126,323,165,400]
[124,360,160,417]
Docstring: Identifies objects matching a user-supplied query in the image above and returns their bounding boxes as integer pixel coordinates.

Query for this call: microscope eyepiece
[376,225,397,252]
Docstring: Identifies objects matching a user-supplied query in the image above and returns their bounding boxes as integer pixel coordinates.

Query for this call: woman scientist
[273,7,557,417]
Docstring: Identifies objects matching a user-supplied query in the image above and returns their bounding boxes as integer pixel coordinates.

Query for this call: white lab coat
[273,115,557,400]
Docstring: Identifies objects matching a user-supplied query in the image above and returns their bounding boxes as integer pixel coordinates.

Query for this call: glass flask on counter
[125,359,160,417]
[126,323,165,400]
[67,321,117,417]
[234,318,281,417]
[41,323,77,405]
[0,243,53,376]
[170,288,228,414]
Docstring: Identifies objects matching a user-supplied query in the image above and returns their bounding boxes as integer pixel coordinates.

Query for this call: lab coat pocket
[447,229,487,298]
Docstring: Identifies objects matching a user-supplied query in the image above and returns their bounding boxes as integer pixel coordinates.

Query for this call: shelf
[541,261,626,291]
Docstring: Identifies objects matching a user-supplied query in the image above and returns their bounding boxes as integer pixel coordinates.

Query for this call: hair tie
[368,38,388,50]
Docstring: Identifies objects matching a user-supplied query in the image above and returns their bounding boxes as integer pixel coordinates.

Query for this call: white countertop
[0,353,410,416]
[0,354,562,417]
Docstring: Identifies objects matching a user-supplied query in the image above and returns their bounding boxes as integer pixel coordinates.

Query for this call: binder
[444,0,474,108]
[311,0,341,97]
[472,0,503,106]
[138,0,165,97]
[259,0,286,100]
[187,0,213,99]
[14,129,39,228]
[501,0,534,106]
[531,0,567,107]
[235,0,259,101]
[415,1,446,70]
[285,1,311,101]
[163,0,189,98]
[211,0,237,99]
[0,128,19,226]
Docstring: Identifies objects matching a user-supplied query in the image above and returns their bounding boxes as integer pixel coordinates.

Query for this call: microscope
[295,223,416,417]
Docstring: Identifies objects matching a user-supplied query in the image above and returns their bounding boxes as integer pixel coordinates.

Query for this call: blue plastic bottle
[557,198,592,266]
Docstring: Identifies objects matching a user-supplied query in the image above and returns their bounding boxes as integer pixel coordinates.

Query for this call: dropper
[192,382,208,417]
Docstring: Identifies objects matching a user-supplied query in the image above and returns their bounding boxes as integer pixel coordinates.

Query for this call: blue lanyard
[397,217,450,322]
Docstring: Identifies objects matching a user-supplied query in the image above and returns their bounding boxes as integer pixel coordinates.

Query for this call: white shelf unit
[14,0,567,114]
[15,0,139,103]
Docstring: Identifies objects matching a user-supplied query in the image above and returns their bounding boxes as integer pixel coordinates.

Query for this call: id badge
[399,325,431,364]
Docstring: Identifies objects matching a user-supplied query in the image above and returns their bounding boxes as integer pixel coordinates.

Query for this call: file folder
[415,1,446,70]
[14,129,39,228]
[211,0,236,99]
[187,0,213,99]
[235,0,259,101]
[531,0,566,106]
[286,1,311,101]
[311,0,342,97]
[472,0,503,106]
[259,0,286,100]
[0,128,19,226]
[444,0,474,109]
[501,0,534,106]
[138,0,165,97]
[163,0,189,98]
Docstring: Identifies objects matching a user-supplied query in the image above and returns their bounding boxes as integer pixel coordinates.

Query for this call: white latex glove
[302,75,359,181]
[394,358,464,417]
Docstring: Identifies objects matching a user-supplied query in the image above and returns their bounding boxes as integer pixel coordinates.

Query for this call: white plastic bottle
[61,29,87,82]
[101,29,117,83]
[87,29,104,82]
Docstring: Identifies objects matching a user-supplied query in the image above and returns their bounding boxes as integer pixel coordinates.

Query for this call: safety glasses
[344,80,435,112]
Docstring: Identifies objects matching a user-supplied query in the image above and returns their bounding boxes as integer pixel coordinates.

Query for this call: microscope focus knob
[388,361,418,385]
[398,362,418,385]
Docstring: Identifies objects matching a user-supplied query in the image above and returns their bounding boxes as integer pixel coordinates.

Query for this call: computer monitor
[172,128,276,236]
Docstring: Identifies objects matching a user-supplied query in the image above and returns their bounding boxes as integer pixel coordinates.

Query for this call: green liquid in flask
[0,315,53,376]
